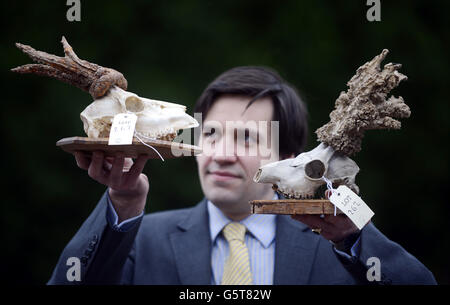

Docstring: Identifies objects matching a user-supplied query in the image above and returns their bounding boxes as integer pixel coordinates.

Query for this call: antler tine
[60,36,97,71]
[315,49,410,156]
[13,42,64,68]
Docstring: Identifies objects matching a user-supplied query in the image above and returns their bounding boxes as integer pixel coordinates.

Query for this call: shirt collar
[207,193,277,249]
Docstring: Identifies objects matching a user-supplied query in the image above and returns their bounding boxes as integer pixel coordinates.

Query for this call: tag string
[133,131,165,162]
[322,176,337,216]
[124,111,165,162]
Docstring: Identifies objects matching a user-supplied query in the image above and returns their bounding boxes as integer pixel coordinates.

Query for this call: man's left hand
[291,214,361,243]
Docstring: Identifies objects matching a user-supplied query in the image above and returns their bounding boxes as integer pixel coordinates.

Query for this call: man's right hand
[74,150,150,223]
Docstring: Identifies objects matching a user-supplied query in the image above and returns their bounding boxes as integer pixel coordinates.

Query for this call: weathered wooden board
[56,136,202,159]
[250,199,343,215]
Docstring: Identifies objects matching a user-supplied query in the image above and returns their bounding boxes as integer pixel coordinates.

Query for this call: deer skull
[80,86,199,140]
[11,37,199,141]
[253,49,409,200]
[253,143,359,199]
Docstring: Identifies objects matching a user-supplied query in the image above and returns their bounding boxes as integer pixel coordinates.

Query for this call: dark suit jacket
[48,191,436,285]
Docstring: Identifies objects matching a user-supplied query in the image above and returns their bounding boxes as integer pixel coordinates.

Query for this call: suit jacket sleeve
[336,222,437,285]
[47,191,141,285]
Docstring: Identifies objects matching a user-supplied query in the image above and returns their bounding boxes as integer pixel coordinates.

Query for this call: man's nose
[212,135,237,163]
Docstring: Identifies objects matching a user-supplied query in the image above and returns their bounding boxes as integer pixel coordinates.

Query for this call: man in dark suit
[48,66,436,285]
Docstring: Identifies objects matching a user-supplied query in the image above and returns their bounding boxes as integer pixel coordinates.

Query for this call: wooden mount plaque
[56,136,202,159]
[250,199,343,215]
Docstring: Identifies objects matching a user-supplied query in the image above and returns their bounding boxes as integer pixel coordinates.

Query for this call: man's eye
[244,130,250,142]
[244,129,258,144]
[203,128,215,137]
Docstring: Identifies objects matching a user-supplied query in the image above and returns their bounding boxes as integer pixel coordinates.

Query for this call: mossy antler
[11,36,127,99]
[315,49,411,156]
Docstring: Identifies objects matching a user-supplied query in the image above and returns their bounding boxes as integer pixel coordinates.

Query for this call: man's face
[196,95,279,220]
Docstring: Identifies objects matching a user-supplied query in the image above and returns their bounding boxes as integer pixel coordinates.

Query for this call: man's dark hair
[194,66,308,158]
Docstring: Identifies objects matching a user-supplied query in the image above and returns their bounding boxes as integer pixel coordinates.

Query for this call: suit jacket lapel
[273,215,321,285]
[170,199,212,285]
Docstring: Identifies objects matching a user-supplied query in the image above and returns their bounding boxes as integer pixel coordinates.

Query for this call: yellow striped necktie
[221,222,253,285]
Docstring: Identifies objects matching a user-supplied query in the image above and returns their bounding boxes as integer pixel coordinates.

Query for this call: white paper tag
[108,113,137,145]
[329,185,375,230]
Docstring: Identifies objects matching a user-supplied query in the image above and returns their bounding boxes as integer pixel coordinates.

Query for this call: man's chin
[207,193,240,206]
[205,189,245,206]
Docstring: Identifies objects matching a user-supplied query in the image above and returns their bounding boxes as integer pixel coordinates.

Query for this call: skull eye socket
[305,159,326,180]
[125,96,144,112]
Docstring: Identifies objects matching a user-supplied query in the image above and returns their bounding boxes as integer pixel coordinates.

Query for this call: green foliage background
[1,0,448,284]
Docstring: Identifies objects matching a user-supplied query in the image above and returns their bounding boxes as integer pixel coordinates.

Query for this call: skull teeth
[276,188,314,200]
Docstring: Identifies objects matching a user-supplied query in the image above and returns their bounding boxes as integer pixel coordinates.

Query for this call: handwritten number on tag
[329,185,375,230]
[108,113,137,145]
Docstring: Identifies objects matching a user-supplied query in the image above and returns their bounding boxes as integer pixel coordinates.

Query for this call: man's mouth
[208,170,241,181]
